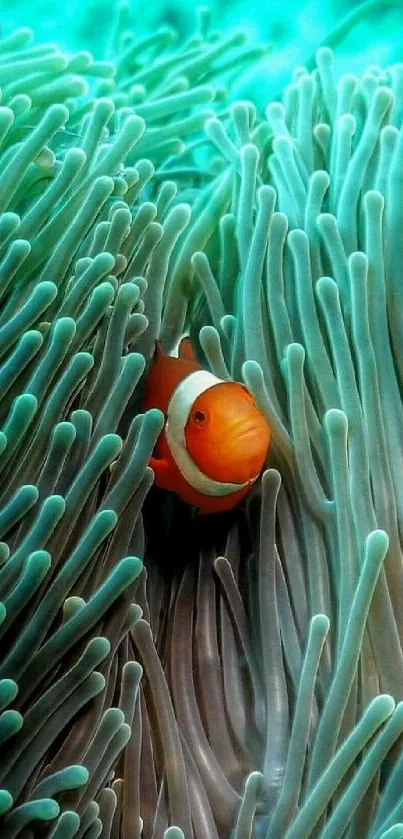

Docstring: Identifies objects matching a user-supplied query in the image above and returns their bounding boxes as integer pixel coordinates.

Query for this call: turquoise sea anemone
[1,2,403,837]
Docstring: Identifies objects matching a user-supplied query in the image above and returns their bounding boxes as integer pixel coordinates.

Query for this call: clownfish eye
[193,409,207,424]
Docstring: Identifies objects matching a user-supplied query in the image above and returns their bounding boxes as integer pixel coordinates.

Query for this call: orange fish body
[142,338,271,514]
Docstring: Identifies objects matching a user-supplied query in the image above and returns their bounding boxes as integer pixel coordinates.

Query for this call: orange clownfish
[142,338,271,514]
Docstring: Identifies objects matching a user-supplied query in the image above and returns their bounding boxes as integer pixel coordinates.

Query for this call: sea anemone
[1,5,403,839]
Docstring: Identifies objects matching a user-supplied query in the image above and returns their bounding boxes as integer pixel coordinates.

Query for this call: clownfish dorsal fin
[142,338,203,416]
[178,336,197,361]
[154,340,164,359]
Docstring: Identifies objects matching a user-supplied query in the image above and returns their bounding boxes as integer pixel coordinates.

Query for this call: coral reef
[1,6,403,839]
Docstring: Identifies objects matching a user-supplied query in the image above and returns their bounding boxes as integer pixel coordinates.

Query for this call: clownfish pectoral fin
[178,335,197,361]
[149,455,172,490]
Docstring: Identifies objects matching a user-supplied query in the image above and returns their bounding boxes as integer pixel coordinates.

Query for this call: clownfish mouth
[235,426,263,441]
[218,421,269,483]
[231,423,268,453]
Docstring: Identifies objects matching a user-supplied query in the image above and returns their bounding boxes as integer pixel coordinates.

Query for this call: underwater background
[0,0,403,837]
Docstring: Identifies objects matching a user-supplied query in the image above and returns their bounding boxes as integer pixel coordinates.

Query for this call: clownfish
[142,337,271,514]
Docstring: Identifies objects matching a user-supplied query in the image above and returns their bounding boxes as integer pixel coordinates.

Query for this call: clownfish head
[183,379,271,486]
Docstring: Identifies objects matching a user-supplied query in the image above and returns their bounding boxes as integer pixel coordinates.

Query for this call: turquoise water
[0,1,403,838]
